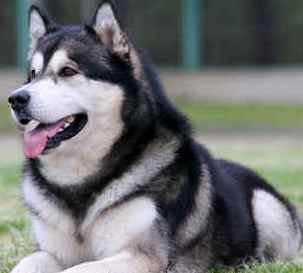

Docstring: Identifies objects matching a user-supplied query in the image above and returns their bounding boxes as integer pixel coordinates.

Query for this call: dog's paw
[10,262,48,273]
[11,265,44,273]
[10,253,62,273]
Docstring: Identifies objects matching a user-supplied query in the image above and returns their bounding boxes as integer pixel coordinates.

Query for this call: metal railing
[182,0,202,70]
[16,0,29,71]
[15,0,203,71]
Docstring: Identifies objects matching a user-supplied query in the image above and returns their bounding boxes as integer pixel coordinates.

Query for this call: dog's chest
[31,214,110,268]
[23,177,157,268]
[23,179,98,267]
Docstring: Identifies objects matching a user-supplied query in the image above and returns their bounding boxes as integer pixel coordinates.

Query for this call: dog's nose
[8,90,31,111]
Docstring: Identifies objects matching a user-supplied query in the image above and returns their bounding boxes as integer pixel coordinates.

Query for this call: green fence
[2,0,303,69]
[16,0,29,71]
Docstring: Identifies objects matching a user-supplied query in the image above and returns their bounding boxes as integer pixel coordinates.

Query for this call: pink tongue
[24,120,65,158]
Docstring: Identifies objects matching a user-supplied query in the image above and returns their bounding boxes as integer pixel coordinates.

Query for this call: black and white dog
[8,1,302,273]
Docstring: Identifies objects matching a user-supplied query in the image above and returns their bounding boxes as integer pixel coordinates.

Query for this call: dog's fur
[9,2,302,273]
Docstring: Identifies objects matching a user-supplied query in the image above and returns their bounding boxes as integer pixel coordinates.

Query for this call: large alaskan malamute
[8,1,302,273]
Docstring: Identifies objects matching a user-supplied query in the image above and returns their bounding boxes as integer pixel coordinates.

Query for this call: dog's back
[169,150,302,272]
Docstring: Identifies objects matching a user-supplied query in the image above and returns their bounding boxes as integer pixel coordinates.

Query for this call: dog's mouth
[23,113,88,159]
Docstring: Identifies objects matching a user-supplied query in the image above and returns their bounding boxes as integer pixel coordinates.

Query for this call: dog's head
[9,1,151,161]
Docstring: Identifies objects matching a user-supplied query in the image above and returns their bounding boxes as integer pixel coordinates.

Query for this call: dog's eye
[59,67,78,78]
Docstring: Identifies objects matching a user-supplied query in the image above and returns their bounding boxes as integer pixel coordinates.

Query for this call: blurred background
[0,1,303,270]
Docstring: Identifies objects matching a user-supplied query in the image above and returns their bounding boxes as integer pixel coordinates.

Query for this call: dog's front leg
[11,252,63,273]
[58,250,165,273]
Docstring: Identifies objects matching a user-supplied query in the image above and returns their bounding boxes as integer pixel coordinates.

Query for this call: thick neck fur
[26,127,181,220]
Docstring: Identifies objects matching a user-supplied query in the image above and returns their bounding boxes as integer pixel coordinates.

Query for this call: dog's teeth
[58,128,64,132]
[65,116,75,124]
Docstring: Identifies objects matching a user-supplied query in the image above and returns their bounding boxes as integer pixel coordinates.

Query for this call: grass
[0,101,303,272]
[174,99,303,133]
[0,103,14,134]
[0,164,33,273]
[211,263,303,273]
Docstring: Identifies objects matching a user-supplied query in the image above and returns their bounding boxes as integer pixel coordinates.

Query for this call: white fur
[21,180,160,270]
[88,197,157,259]
[47,50,77,74]
[23,177,84,267]
[25,77,88,123]
[39,77,124,185]
[58,250,162,273]
[32,219,87,268]
[31,52,44,74]
[11,109,20,126]
[94,3,129,56]
[11,252,62,273]
[23,176,74,234]
[253,190,302,259]
[29,10,47,57]
[23,175,88,268]
[95,3,120,36]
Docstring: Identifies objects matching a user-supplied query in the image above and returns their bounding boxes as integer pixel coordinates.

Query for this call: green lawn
[0,103,14,134]
[0,101,303,272]
[175,99,303,133]
[0,164,33,273]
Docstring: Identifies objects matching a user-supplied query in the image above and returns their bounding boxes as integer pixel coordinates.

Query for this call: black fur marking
[211,165,258,265]
[141,57,192,136]
[161,140,203,236]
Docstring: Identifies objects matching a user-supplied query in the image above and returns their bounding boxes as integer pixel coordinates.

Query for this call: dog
[8,1,303,273]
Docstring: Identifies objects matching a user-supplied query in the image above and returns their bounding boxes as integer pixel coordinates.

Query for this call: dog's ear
[91,1,130,60]
[28,6,56,56]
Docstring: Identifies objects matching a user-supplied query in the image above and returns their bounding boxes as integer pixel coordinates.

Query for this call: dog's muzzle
[8,90,32,125]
